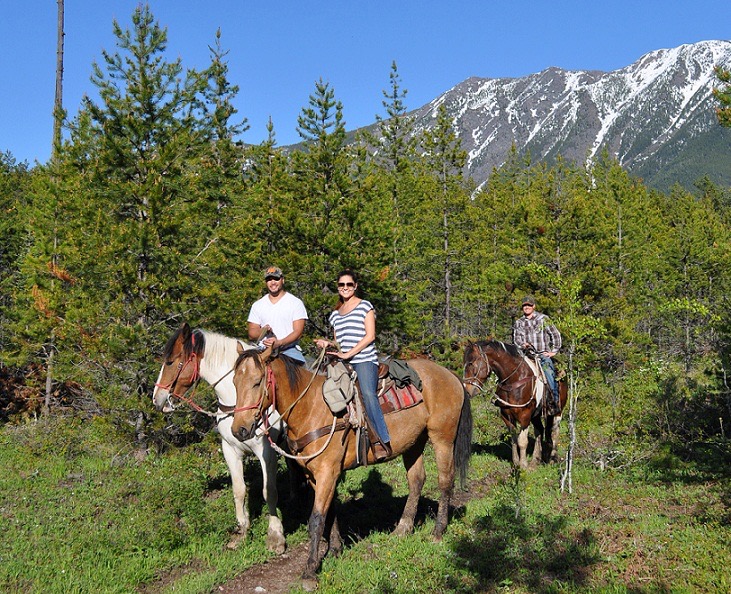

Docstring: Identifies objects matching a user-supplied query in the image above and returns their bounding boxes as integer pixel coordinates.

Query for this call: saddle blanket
[379,383,423,414]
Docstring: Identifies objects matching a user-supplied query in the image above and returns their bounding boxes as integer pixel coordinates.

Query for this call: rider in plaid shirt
[513,295,562,409]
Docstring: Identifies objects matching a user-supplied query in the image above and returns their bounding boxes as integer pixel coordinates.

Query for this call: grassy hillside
[1,395,730,593]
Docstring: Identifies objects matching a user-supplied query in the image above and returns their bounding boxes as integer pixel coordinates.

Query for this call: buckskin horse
[231,345,472,589]
[152,323,286,553]
[463,339,567,469]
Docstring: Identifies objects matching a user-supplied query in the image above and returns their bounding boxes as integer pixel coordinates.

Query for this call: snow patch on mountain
[407,40,731,190]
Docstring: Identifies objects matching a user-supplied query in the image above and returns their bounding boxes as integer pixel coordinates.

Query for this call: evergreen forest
[2,5,731,468]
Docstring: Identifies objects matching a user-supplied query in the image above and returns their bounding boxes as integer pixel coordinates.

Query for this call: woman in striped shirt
[315,269,392,460]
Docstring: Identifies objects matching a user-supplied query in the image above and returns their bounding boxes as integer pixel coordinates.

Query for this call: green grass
[0,417,288,593]
[1,411,729,593]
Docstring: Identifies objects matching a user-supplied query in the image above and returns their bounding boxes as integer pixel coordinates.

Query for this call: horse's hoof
[226,532,246,550]
[266,532,286,555]
[301,577,319,592]
[392,522,412,537]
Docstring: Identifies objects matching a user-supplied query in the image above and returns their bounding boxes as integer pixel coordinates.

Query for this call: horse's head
[152,323,203,412]
[462,341,493,397]
[230,343,272,442]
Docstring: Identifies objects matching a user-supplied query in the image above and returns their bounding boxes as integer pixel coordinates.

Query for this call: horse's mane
[197,329,253,369]
[234,347,266,373]
[164,326,253,368]
[471,338,523,359]
[234,349,305,391]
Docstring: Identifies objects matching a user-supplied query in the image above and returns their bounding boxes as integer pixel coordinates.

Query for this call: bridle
[154,338,237,418]
[463,347,492,394]
[155,349,202,411]
[464,344,536,408]
[233,350,338,461]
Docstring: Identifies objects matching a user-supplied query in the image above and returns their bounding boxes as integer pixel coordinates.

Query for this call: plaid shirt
[513,311,562,354]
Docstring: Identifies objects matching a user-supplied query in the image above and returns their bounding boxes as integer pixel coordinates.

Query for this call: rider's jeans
[352,361,391,443]
[539,354,558,403]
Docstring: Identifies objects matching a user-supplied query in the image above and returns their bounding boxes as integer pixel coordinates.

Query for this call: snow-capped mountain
[409,40,731,191]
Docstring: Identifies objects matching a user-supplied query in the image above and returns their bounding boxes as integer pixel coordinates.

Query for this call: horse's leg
[221,438,250,550]
[286,456,308,503]
[529,416,544,468]
[254,436,286,554]
[516,426,530,470]
[394,437,428,536]
[548,414,562,463]
[431,435,457,540]
[325,505,343,557]
[302,468,339,589]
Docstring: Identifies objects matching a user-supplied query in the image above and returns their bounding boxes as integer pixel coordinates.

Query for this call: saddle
[521,349,563,415]
[294,358,425,464]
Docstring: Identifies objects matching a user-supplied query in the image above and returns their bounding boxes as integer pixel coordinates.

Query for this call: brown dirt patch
[213,542,311,594]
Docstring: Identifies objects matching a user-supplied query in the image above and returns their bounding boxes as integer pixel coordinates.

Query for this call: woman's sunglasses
[337,282,355,288]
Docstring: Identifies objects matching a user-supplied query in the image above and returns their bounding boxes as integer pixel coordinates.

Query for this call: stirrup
[372,441,392,461]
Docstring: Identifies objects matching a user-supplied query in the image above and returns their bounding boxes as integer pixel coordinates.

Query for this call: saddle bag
[387,358,423,390]
[322,360,355,414]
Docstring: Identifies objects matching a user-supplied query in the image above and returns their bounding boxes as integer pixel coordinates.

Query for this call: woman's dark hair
[337,268,358,284]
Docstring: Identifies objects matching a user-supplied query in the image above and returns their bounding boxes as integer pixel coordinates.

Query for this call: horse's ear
[236,341,245,355]
[180,323,191,340]
[260,345,274,362]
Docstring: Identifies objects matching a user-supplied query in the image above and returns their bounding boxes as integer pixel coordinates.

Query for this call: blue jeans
[352,361,390,443]
[539,354,558,404]
[279,345,305,364]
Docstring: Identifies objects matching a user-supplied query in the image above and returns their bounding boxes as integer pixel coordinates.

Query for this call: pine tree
[713,65,731,127]
[22,5,224,401]
[0,154,31,354]
[410,103,470,345]
[289,79,353,315]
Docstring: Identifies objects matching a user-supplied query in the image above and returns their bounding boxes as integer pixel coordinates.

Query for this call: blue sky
[3,1,731,165]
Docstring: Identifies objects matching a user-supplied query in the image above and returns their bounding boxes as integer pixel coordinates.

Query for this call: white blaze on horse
[152,323,286,553]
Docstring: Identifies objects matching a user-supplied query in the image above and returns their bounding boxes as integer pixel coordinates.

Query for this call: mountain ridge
[404,40,731,191]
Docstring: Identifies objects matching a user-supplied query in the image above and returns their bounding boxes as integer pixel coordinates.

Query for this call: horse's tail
[453,388,473,489]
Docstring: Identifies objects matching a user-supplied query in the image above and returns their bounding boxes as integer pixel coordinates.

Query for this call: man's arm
[248,321,269,341]
[269,318,305,350]
[545,322,562,356]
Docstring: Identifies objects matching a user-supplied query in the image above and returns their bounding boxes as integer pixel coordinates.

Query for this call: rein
[467,345,537,409]
[155,348,241,420]
[256,347,341,461]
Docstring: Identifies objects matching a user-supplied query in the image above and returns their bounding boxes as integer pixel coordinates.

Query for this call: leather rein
[154,347,241,421]
[252,349,341,461]
[464,346,536,409]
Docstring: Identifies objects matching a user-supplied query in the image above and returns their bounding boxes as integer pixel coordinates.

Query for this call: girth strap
[287,420,350,454]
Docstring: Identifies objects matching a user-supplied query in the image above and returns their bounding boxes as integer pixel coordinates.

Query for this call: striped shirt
[513,311,562,354]
[328,300,378,365]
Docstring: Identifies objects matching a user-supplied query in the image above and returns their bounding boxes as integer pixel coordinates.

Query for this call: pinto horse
[463,340,567,469]
[152,323,286,553]
[231,345,472,588]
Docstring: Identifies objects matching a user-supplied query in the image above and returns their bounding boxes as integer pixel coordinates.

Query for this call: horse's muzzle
[152,389,175,413]
[233,423,254,442]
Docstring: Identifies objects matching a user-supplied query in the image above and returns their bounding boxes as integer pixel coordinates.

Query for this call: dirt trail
[214,542,310,594]
[211,477,486,593]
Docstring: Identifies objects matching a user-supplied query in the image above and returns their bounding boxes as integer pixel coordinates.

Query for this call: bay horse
[152,323,286,553]
[231,345,472,588]
[463,340,567,469]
